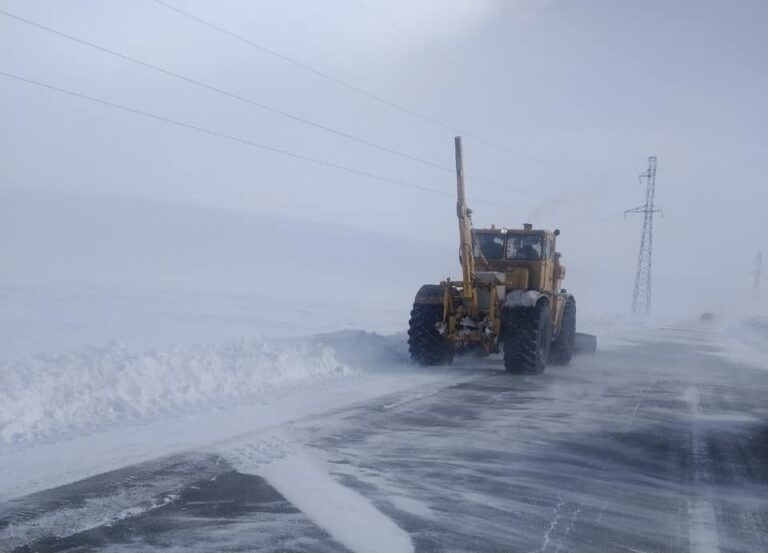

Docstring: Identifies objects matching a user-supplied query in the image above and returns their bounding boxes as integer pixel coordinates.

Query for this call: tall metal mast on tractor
[407,137,591,374]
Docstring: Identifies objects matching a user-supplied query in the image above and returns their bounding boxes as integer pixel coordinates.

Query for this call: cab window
[474,234,505,260]
[506,235,542,260]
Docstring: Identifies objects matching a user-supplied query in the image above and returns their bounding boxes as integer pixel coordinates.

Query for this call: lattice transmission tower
[752,251,762,301]
[625,156,662,315]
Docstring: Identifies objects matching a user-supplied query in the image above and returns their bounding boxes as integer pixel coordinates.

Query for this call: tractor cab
[472,224,564,295]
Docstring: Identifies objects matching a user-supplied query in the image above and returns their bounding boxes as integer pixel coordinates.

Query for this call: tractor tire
[503,302,552,374]
[550,298,576,365]
[408,304,454,366]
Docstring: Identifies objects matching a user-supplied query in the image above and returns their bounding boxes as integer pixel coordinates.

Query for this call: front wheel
[550,298,576,365]
[503,302,552,374]
[408,304,454,366]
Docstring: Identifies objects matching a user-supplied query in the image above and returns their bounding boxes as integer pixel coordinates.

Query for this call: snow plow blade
[574,333,597,354]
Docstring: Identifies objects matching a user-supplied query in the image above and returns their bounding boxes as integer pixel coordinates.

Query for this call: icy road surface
[2,323,768,552]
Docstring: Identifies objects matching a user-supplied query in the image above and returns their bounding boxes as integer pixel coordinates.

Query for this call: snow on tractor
[408,137,592,373]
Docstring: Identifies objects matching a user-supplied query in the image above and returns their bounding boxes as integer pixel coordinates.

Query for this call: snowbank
[0,331,407,446]
[718,316,768,368]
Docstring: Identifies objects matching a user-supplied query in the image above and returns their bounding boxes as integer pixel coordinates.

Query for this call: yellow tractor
[408,137,577,373]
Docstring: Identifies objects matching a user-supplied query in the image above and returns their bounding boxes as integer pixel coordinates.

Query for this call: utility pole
[752,251,762,301]
[625,156,662,316]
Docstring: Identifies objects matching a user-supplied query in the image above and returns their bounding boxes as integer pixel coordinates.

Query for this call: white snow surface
[0,364,470,503]
[719,316,768,368]
[0,331,407,446]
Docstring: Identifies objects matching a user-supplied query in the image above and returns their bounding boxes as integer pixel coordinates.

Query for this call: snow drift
[0,331,408,446]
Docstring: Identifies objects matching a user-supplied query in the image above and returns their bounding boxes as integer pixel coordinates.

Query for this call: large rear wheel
[408,304,454,366]
[503,302,552,374]
[550,298,576,365]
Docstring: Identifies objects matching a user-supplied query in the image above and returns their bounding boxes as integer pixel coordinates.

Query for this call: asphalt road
[2,325,767,553]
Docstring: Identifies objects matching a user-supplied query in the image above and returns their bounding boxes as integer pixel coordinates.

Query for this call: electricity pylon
[625,157,662,316]
[752,251,762,301]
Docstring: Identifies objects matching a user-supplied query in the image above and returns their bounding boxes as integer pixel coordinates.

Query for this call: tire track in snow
[543,377,659,549]
[534,495,566,553]
[0,454,218,550]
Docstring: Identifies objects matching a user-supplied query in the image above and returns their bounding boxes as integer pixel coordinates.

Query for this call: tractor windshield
[506,234,542,260]
[474,233,505,260]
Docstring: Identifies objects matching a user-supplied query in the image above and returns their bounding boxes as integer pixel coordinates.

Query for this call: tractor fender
[413,284,446,305]
[504,290,546,309]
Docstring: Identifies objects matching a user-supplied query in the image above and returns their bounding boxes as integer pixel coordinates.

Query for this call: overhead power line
[0,8,449,175]
[148,0,460,133]
[147,0,604,177]
[0,9,531,201]
[0,70,541,214]
[0,70,449,197]
[6,71,614,220]
[0,8,613,217]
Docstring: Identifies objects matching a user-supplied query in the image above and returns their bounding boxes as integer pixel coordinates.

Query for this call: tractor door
[542,237,556,294]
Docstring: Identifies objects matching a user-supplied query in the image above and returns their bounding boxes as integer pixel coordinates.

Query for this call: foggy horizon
[0,0,768,322]
[2,0,766,321]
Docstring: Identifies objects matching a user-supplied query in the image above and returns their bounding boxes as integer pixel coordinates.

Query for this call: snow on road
[0,331,476,503]
[2,316,768,552]
[227,437,413,553]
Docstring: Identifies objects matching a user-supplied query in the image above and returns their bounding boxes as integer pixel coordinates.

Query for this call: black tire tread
[503,302,551,374]
[408,304,454,366]
[550,298,576,365]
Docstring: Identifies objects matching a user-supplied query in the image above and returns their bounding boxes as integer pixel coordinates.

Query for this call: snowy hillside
[0,191,454,357]
[0,191,454,300]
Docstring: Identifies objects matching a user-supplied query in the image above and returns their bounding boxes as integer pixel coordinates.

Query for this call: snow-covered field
[2,264,767,553]
[0,191,422,452]
[3,318,767,553]
[0,294,648,449]
[0,316,483,501]
[2,279,764,452]
[3,305,766,499]
[3,192,767,552]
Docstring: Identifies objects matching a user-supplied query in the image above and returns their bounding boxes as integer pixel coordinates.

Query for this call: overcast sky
[2,0,766,317]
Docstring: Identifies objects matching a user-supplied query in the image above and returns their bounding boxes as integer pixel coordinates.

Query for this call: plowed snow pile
[721,316,768,368]
[0,331,407,446]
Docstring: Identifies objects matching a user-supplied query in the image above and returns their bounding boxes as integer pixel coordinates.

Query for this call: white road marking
[683,386,721,553]
[225,438,413,553]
